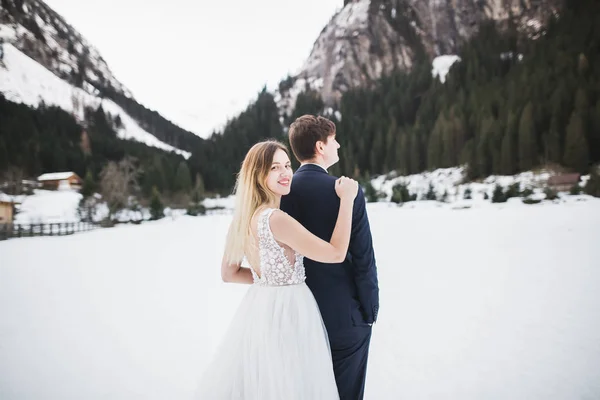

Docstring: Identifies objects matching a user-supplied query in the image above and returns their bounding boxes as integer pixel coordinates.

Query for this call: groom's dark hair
[288,115,336,162]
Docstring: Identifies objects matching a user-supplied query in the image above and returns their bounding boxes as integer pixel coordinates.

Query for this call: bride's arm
[270,177,357,263]
[221,254,253,284]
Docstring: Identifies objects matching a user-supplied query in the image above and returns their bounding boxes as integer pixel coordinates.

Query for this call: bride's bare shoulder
[269,209,296,231]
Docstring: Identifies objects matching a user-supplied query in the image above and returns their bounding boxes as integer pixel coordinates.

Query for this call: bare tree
[1,166,25,196]
[99,156,140,222]
[1,167,26,220]
[79,130,92,155]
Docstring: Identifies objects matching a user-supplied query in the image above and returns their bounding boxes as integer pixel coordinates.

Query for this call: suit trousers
[329,325,373,400]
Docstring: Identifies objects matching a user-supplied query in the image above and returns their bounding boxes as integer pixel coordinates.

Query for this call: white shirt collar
[302,163,328,173]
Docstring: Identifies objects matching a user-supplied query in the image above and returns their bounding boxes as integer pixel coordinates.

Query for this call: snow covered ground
[13,189,83,224]
[10,189,236,226]
[1,200,599,399]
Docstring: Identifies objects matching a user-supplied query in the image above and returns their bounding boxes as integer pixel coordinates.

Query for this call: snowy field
[1,201,600,400]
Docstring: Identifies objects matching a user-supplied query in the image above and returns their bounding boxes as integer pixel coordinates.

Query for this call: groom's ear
[315,140,325,155]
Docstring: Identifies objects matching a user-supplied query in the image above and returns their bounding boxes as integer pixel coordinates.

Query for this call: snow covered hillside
[372,166,590,204]
[432,55,461,83]
[1,202,599,399]
[0,43,190,158]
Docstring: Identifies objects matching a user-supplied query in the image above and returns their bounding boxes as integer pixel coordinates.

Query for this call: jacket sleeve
[280,193,299,221]
[349,187,380,323]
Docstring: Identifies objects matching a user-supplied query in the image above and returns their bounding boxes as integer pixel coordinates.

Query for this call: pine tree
[501,111,518,174]
[149,187,164,220]
[395,132,408,174]
[589,101,600,162]
[385,120,398,173]
[574,87,589,114]
[193,173,205,201]
[409,131,421,174]
[563,111,590,173]
[518,102,537,171]
[450,107,467,166]
[80,170,96,198]
[500,131,513,175]
[0,138,8,170]
[545,115,561,164]
[174,161,192,193]
[370,128,385,175]
[142,156,166,196]
[477,122,492,177]
[427,114,445,169]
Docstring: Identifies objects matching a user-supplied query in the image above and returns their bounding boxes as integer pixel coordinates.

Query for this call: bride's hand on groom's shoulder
[335,176,359,200]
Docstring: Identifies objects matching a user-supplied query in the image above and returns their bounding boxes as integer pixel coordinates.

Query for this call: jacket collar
[296,163,329,174]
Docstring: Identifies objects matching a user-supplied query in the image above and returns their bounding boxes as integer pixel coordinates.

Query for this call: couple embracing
[197,115,380,400]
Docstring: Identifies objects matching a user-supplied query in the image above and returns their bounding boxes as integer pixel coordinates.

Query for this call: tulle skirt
[196,283,339,399]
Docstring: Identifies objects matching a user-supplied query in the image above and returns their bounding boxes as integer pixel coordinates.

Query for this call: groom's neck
[301,160,328,171]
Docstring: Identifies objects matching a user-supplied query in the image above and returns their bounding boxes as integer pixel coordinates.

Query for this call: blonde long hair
[224,140,290,263]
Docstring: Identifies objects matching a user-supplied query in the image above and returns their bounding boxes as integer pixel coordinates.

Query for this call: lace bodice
[250,208,305,286]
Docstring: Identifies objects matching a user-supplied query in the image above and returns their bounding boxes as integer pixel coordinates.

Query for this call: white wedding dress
[196,208,339,399]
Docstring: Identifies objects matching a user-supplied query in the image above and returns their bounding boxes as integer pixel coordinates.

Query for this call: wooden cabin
[37,172,83,191]
[547,173,581,192]
[0,194,15,224]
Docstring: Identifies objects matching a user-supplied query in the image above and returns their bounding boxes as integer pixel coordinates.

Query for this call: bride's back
[244,207,304,286]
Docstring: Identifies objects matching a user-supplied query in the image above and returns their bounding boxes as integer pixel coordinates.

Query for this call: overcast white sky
[43,0,342,138]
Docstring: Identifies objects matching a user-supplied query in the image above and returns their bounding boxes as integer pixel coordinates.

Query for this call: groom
[281,115,379,400]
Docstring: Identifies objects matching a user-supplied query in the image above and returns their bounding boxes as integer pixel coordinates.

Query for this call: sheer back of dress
[247,208,305,286]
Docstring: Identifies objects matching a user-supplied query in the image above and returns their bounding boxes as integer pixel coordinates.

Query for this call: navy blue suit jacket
[280,164,379,333]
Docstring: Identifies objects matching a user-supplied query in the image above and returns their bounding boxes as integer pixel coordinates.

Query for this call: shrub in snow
[78,196,98,223]
[523,198,542,205]
[441,190,449,203]
[492,185,506,203]
[363,182,384,203]
[583,171,600,197]
[505,183,521,199]
[521,187,534,198]
[187,203,206,216]
[425,183,437,201]
[544,187,558,201]
[463,187,472,200]
[569,184,582,195]
[391,183,411,204]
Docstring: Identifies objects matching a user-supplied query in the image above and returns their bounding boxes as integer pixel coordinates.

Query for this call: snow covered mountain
[0,0,192,158]
[0,43,191,158]
[0,0,130,98]
[277,0,561,116]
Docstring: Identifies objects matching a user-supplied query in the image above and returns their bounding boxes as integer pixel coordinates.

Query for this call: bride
[196,140,358,399]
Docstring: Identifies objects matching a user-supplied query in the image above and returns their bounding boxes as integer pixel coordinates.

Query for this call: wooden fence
[0,221,99,241]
